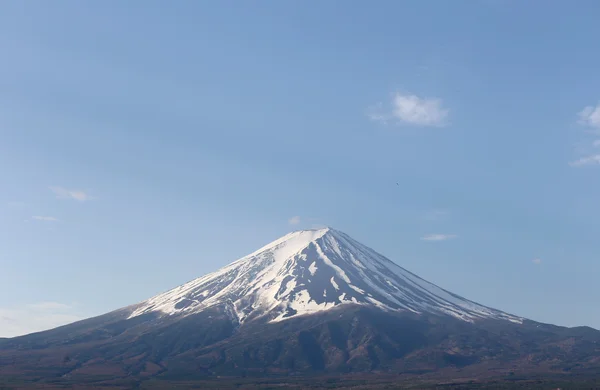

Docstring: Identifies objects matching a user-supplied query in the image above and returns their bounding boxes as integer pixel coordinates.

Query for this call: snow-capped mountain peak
[129,228,521,324]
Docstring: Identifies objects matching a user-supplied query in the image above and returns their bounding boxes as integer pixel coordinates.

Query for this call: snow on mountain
[129,228,522,325]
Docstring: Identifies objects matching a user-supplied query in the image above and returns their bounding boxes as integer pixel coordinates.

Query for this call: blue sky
[1,1,600,336]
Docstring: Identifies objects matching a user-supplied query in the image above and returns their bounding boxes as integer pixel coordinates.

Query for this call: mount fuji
[2,228,600,386]
[129,227,520,325]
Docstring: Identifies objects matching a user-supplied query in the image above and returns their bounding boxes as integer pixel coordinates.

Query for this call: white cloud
[49,186,91,202]
[288,216,301,225]
[593,140,600,147]
[369,92,449,127]
[31,216,59,222]
[569,154,600,167]
[393,94,449,127]
[532,258,542,265]
[420,234,457,241]
[0,302,81,338]
[578,103,600,129]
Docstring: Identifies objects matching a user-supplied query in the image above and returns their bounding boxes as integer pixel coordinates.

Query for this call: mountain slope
[129,227,521,325]
[2,228,600,386]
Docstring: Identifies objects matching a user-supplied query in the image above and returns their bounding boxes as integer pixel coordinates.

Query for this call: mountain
[129,228,521,325]
[1,228,600,388]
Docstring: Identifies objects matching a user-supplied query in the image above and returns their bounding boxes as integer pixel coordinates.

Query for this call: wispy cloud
[0,302,81,338]
[578,103,600,130]
[369,92,449,127]
[532,258,542,265]
[366,103,389,124]
[31,216,59,222]
[569,154,600,167]
[421,234,457,242]
[571,103,600,167]
[49,186,91,202]
[288,216,301,225]
[422,209,450,221]
[27,302,71,310]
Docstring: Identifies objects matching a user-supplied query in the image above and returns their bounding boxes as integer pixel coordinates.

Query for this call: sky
[1,1,600,337]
